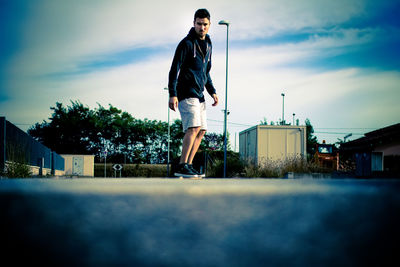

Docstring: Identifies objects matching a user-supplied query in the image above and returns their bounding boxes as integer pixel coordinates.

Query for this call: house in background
[340,123,400,177]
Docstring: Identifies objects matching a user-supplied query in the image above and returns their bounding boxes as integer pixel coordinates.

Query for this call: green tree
[94,104,139,163]
[260,117,269,125]
[200,132,224,151]
[29,101,97,154]
[168,119,184,160]
[28,101,187,164]
[305,118,318,157]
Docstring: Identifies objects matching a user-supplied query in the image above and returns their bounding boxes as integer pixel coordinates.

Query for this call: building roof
[340,123,400,152]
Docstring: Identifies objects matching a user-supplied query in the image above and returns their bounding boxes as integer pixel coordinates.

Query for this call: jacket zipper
[194,41,209,64]
[194,40,209,89]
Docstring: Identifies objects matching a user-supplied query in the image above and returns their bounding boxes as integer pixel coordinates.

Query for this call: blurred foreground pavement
[1,178,400,267]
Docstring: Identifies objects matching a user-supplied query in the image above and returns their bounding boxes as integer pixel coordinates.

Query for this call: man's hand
[212,94,219,106]
[169,96,178,111]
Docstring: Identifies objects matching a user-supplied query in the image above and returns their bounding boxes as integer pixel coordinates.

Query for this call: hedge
[94,163,167,178]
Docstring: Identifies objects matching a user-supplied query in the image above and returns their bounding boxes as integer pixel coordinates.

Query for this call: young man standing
[168,8,219,178]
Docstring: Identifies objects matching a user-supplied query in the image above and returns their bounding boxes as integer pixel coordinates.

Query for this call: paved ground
[1,178,400,266]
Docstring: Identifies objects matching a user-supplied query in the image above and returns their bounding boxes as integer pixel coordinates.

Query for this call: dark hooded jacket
[168,27,216,102]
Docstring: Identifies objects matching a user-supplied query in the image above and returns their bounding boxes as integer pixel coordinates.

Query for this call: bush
[242,156,329,178]
[244,160,281,178]
[204,152,325,178]
[206,151,244,178]
[123,164,166,177]
[3,162,32,178]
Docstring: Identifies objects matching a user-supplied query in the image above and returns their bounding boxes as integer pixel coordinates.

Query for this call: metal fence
[0,117,64,173]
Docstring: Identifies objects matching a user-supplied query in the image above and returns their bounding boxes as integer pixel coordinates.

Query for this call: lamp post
[292,113,295,125]
[104,148,107,178]
[164,87,171,177]
[344,133,352,143]
[281,93,285,125]
[219,19,230,178]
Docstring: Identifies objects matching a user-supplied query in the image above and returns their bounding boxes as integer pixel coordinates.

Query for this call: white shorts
[178,98,207,132]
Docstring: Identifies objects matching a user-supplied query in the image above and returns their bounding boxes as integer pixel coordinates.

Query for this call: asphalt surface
[1,178,400,267]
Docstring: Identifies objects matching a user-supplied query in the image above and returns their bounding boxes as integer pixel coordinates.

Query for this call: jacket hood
[187,27,211,43]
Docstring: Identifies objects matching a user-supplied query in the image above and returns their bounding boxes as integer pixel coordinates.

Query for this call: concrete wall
[240,125,307,165]
[30,166,51,176]
[61,154,94,177]
[29,165,66,176]
[4,161,65,177]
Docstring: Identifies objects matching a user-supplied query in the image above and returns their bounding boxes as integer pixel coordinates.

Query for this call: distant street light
[344,133,352,143]
[219,19,230,178]
[281,93,285,125]
[292,113,296,125]
[164,87,171,177]
[104,148,107,178]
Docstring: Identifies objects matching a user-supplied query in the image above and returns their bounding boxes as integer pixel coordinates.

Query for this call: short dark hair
[194,9,210,21]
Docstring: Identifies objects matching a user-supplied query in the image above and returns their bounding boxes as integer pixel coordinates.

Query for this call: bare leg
[187,130,206,164]
[180,127,201,164]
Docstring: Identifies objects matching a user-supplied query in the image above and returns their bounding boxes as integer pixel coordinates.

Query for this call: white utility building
[239,125,307,165]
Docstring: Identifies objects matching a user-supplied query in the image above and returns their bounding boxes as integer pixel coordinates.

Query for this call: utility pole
[104,149,107,178]
[164,87,170,177]
[219,20,230,178]
[281,93,285,125]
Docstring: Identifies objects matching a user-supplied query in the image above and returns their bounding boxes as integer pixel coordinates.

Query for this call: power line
[207,119,375,133]
[315,128,376,130]
[207,119,253,127]
[314,131,365,135]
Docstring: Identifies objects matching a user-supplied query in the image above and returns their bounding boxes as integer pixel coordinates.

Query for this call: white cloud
[9,0,371,76]
[209,0,367,40]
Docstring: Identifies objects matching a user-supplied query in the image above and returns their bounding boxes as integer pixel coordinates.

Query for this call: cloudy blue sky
[1,0,400,148]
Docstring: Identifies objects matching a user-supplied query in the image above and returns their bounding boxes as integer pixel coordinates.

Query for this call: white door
[73,157,84,176]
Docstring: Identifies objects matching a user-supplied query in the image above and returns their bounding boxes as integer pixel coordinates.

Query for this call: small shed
[61,154,95,177]
[240,125,307,165]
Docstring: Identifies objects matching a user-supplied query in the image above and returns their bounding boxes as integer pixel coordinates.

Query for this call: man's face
[194,17,210,40]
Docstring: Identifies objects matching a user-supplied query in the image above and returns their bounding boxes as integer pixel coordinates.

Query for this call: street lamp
[344,133,352,143]
[281,93,285,125]
[292,113,295,125]
[219,19,230,178]
[164,87,171,177]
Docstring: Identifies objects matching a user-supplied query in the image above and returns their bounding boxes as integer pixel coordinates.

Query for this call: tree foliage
[28,101,225,164]
[305,118,318,156]
[260,117,269,125]
[200,132,225,151]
